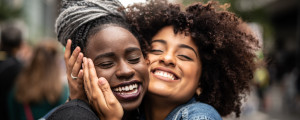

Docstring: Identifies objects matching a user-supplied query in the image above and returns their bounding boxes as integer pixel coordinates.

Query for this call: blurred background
[0,0,299,120]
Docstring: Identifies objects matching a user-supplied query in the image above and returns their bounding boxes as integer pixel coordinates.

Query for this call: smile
[151,68,179,81]
[154,70,176,80]
[111,81,141,101]
[113,83,138,95]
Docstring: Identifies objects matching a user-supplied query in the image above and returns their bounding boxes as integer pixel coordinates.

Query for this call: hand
[83,57,123,120]
[64,39,87,101]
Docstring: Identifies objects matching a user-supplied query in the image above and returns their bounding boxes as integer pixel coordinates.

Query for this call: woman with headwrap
[46,0,149,119]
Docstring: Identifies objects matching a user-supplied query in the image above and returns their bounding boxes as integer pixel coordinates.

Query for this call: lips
[111,81,141,101]
[151,67,179,81]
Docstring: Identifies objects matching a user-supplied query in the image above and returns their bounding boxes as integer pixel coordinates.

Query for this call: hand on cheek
[83,57,123,120]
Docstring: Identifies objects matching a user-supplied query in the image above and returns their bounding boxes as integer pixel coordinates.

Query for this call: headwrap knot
[55,0,125,46]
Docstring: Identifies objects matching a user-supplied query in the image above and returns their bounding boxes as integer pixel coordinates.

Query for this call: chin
[120,95,143,111]
[147,87,171,98]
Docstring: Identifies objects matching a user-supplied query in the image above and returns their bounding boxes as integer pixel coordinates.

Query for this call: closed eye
[177,55,193,61]
[128,57,140,64]
[98,62,114,69]
[150,49,163,55]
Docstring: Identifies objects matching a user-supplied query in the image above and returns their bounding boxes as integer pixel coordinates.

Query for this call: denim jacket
[165,97,222,120]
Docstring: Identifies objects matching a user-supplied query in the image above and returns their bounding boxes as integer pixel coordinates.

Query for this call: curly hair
[126,0,259,117]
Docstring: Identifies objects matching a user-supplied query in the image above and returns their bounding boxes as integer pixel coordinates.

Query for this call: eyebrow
[93,47,141,61]
[151,39,166,44]
[94,52,115,61]
[152,39,198,57]
[125,47,142,54]
[179,44,198,57]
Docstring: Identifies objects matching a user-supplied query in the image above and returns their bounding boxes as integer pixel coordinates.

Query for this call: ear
[196,87,202,96]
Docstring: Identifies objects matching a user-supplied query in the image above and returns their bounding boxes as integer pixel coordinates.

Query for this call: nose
[159,51,176,67]
[116,60,135,79]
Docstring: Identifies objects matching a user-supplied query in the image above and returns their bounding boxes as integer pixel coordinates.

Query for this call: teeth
[154,70,176,80]
[113,83,138,92]
[129,85,133,90]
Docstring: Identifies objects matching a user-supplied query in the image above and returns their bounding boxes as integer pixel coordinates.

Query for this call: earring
[196,87,202,96]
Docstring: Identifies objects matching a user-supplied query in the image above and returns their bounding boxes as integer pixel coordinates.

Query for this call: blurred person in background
[0,24,24,120]
[7,40,69,120]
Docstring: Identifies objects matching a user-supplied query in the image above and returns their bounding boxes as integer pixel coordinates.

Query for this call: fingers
[87,59,120,109]
[96,77,123,119]
[64,39,82,79]
[86,58,107,107]
[97,77,119,109]
[77,69,84,84]
[83,57,92,101]
[68,47,81,75]
[87,59,100,87]
[64,39,86,101]
[64,39,71,63]
[83,58,123,119]
[72,52,83,79]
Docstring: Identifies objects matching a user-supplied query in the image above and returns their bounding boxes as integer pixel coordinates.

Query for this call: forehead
[86,26,140,52]
[152,26,197,51]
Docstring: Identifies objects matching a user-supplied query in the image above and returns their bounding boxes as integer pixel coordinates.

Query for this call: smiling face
[85,26,149,111]
[147,26,202,104]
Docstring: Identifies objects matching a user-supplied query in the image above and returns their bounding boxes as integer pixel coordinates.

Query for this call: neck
[144,94,179,120]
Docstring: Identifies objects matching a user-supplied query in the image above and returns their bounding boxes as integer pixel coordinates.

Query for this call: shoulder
[46,99,98,120]
[173,102,222,120]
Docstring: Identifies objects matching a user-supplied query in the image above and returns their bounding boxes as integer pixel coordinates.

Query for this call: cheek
[147,54,158,64]
[135,61,149,81]
[95,68,115,83]
[181,62,201,86]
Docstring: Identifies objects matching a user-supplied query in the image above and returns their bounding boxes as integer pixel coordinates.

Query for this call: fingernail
[98,77,107,85]
[83,57,86,62]
[89,59,93,66]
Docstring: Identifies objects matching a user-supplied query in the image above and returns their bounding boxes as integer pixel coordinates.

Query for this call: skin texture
[147,26,201,102]
[84,26,149,111]
[145,26,202,120]
[64,26,149,119]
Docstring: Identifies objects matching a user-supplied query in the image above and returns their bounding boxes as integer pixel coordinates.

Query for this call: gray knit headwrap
[55,0,125,46]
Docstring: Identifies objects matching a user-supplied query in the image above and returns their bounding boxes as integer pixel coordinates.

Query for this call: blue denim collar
[165,97,196,120]
[139,97,197,120]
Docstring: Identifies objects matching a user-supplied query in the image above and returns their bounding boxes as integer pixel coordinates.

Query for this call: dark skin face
[85,26,149,111]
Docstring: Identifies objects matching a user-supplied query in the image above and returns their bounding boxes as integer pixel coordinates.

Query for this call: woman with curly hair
[124,1,258,117]
[124,0,259,119]
[67,0,259,119]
